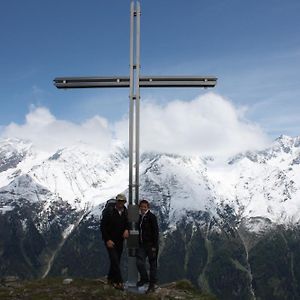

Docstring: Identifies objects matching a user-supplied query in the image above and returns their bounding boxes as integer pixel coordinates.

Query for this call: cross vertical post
[129,0,141,208]
[127,0,141,286]
[53,0,217,290]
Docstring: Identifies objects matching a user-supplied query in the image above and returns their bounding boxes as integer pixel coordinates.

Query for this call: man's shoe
[113,282,124,291]
[136,280,149,287]
[146,284,156,294]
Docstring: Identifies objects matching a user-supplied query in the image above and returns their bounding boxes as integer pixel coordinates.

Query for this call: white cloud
[1,106,113,153]
[1,93,271,157]
[115,92,271,157]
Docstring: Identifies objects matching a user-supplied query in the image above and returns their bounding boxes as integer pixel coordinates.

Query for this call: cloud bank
[1,93,270,157]
[1,106,113,153]
[116,93,270,157]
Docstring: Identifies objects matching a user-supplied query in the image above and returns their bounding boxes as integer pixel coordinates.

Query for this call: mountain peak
[275,134,300,150]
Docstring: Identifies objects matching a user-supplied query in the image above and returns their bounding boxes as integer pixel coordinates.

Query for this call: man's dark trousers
[136,245,158,284]
[106,241,123,284]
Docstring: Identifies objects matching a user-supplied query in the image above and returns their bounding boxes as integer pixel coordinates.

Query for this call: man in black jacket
[136,199,159,293]
[100,193,129,290]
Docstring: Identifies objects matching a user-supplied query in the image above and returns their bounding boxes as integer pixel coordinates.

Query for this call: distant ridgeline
[1,135,300,300]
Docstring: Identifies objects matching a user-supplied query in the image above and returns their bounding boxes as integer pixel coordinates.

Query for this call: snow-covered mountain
[0,139,129,209]
[1,135,300,299]
[208,135,300,225]
[1,135,300,227]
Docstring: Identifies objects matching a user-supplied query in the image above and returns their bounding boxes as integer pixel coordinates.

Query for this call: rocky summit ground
[0,277,217,300]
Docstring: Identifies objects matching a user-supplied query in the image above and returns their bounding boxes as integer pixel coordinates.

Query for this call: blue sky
[1,0,300,155]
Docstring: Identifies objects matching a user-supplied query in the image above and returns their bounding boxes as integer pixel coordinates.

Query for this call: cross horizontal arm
[54,76,217,89]
[54,76,130,89]
[140,76,217,88]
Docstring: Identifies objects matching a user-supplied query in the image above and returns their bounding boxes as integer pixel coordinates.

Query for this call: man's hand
[123,229,129,239]
[151,247,157,257]
[106,240,115,248]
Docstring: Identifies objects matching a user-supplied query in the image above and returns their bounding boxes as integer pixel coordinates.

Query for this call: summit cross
[54,0,217,287]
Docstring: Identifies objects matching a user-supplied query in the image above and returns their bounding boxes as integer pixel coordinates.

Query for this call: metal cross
[54,0,217,287]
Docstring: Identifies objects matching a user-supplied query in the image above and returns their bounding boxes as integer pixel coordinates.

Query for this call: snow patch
[0,205,13,214]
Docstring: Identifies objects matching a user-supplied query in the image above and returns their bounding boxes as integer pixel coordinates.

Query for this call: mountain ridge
[1,135,300,299]
[1,135,300,227]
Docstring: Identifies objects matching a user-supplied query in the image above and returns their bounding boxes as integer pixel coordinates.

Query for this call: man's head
[139,199,150,215]
[116,193,127,210]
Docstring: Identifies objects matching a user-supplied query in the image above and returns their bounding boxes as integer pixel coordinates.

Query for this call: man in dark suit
[100,193,129,290]
[136,199,159,293]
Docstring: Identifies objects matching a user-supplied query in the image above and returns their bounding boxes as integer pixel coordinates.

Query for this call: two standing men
[100,194,159,293]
